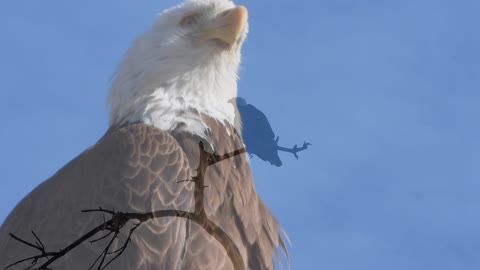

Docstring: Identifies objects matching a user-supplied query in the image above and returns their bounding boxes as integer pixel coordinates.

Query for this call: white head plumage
[108,0,248,137]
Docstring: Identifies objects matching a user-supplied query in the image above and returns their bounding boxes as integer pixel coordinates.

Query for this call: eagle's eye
[180,14,200,27]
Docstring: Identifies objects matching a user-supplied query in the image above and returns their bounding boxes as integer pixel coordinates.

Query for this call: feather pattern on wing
[0,122,286,270]
[0,0,288,268]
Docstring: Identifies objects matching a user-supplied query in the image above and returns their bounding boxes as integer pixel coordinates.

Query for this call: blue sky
[1,0,479,269]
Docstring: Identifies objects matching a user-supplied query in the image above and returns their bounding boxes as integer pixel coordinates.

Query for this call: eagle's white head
[108,0,248,136]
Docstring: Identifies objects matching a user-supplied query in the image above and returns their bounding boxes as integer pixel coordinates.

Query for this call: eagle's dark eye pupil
[180,15,198,26]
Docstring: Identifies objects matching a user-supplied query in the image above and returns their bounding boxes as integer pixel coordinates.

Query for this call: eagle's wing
[238,104,282,166]
[0,124,195,270]
[0,122,285,270]
[241,104,276,143]
[171,116,287,270]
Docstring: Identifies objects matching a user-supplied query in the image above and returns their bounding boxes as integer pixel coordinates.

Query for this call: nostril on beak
[221,10,229,17]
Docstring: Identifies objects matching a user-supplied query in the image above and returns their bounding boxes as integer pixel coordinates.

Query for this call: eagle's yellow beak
[195,6,248,47]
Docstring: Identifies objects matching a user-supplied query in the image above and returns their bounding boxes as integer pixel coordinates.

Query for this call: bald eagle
[230,97,311,167]
[0,1,288,269]
[230,97,282,166]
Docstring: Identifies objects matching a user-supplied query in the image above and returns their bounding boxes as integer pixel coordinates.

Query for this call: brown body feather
[0,120,286,269]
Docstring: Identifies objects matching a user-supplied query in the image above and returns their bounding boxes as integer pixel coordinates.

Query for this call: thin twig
[275,137,311,159]
[6,142,247,270]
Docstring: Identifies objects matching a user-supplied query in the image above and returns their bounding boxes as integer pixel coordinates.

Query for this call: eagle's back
[0,122,285,270]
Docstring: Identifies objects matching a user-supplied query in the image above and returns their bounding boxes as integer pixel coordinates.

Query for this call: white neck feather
[108,32,241,138]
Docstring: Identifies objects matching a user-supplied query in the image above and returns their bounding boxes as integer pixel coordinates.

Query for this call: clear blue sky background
[1,0,479,269]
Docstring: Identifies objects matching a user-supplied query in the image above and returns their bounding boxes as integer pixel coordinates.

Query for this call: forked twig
[6,143,247,270]
[275,136,311,159]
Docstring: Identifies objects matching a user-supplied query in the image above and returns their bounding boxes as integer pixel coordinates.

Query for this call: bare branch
[276,137,311,159]
[89,231,114,244]
[6,142,247,270]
